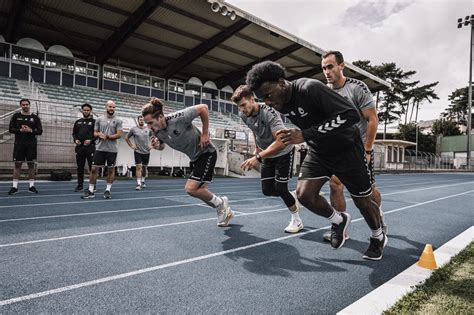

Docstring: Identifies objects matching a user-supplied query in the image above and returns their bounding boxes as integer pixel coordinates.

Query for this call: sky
[228,0,472,123]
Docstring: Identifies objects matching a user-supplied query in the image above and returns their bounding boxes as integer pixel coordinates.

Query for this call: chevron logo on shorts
[317,115,347,133]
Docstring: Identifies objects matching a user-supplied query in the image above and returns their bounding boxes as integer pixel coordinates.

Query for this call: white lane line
[1,180,470,222]
[0,196,272,223]
[0,190,471,306]
[338,226,474,315]
[0,206,287,248]
[0,188,267,209]
[0,178,459,200]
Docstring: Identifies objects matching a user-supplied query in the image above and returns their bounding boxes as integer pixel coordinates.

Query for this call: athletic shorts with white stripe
[298,141,372,197]
[189,151,217,183]
[261,148,295,183]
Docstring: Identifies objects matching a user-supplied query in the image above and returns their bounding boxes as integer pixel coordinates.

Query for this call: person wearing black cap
[72,103,96,191]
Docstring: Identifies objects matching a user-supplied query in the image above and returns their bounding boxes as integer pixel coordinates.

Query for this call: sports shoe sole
[362,235,389,261]
[8,191,19,195]
[323,231,350,242]
[284,222,304,233]
[332,213,351,250]
[217,209,234,227]
[28,190,38,194]
[81,195,95,199]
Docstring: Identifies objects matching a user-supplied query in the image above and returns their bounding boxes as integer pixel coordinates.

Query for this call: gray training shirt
[94,115,123,153]
[127,126,152,155]
[240,104,294,158]
[154,106,215,162]
[332,77,375,141]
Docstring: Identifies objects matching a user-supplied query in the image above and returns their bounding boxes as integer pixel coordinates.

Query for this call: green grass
[385,242,473,315]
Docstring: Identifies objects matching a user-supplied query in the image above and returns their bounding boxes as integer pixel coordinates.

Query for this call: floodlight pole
[458,15,473,169]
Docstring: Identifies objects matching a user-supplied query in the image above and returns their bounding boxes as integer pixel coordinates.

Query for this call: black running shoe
[330,212,351,249]
[81,190,95,199]
[74,185,83,192]
[363,234,388,261]
[8,187,18,195]
[103,190,111,199]
[28,186,38,194]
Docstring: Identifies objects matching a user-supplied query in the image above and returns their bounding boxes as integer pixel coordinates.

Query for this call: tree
[394,123,436,152]
[432,119,461,136]
[441,86,472,131]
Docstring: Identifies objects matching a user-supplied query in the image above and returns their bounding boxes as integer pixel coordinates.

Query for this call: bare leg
[136,164,142,182]
[106,166,115,185]
[371,185,381,208]
[329,175,346,212]
[296,178,334,218]
[12,162,22,181]
[89,166,99,186]
[351,195,381,230]
[185,180,214,205]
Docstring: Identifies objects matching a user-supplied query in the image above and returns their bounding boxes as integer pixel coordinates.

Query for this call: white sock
[12,179,18,188]
[290,210,300,221]
[371,227,384,241]
[328,210,343,225]
[89,184,94,193]
[29,179,35,188]
[106,183,112,191]
[141,177,145,182]
[379,205,384,217]
[137,178,141,185]
[208,194,223,207]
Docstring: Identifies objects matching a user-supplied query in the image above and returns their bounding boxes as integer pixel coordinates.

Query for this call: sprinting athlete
[321,51,387,242]
[246,61,387,260]
[125,115,153,190]
[141,98,234,227]
[232,85,303,233]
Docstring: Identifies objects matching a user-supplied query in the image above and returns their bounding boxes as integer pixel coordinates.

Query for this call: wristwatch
[255,153,263,163]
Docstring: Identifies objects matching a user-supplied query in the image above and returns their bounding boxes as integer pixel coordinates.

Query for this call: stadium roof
[0,0,390,91]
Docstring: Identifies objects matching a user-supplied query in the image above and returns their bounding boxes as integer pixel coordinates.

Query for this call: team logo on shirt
[317,115,347,134]
[285,106,308,118]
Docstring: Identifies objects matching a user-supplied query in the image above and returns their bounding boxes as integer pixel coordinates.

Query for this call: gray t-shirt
[94,115,123,153]
[154,107,215,162]
[240,104,293,158]
[332,77,375,141]
[128,126,152,155]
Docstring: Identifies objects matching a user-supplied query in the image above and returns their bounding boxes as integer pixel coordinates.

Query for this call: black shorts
[299,143,372,197]
[261,148,294,183]
[189,151,217,183]
[13,142,37,162]
[134,151,150,166]
[92,150,117,167]
[367,149,375,185]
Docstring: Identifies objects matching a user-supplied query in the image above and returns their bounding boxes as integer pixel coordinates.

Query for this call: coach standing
[8,98,43,195]
[72,103,96,192]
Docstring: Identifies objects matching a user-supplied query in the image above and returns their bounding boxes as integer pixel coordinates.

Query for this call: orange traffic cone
[417,244,438,269]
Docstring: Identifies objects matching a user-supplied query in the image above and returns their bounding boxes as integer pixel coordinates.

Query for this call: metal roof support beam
[4,0,28,43]
[215,43,302,88]
[162,19,251,78]
[287,66,321,81]
[96,0,164,64]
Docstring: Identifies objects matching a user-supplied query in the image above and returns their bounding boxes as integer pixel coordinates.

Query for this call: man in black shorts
[142,98,234,227]
[72,103,95,192]
[8,98,43,195]
[82,100,123,199]
[232,85,303,233]
[246,61,387,260]
[125,115,154,190]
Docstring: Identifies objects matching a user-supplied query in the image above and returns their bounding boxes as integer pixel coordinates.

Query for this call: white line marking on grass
[0,190,471,306]
[338,226,474,315]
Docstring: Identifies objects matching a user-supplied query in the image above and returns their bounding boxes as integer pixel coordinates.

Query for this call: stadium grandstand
[0,0,390,175]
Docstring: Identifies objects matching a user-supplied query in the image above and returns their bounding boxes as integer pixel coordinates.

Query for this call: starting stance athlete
[246,61,387,260]
[232,85,303,233]
[321,51,387,242]
[141,98,234,227]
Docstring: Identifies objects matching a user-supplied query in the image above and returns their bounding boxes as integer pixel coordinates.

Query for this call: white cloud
[228,0,472,122]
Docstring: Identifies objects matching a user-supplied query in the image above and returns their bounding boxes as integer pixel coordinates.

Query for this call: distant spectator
[8,98,43,195]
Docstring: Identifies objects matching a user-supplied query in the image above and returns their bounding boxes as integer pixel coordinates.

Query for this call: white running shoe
[217,196,234,227]
[284,218,304,233]
[135,185,142,190]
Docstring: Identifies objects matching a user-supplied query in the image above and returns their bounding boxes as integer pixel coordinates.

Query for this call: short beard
[107,110,114,116]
